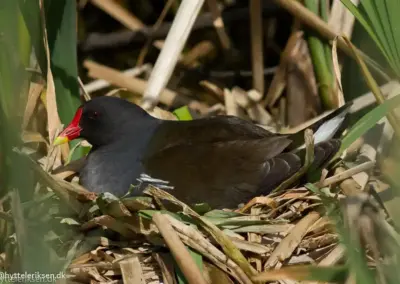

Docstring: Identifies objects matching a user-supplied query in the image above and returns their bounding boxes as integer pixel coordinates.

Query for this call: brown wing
[142,116,342,209]
[147,116,278,153]
[142,135,297,209]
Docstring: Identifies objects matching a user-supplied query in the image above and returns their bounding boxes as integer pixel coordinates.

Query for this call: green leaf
[229,224,291,234]
[0,0,27,119]
[138,210,184,222]
[340,0,389,64]
[191,203,212,215]
[176,247,203,284]
[340,93,400,153]
[0,1,33,204]
[361,1,397,68]
[304,183,320,194]
[204,217,273,228]
[18,0,45,71]
[19,0,84,159]
[17,7,31,69]
[340,0,400,76]
[44,0,81,122]
[386,0,400,67]
[203,209,244,219]
[44,0,83,159]
[173,106,193,121]
[67,142,91,163]
[373,1,400,68]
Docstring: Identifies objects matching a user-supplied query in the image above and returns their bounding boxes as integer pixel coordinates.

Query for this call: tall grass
[0,0,84,278]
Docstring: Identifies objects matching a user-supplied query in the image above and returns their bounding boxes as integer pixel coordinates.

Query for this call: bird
[54,96,351,209]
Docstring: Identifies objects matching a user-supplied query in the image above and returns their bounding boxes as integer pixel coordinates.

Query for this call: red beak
[53,107,83,145]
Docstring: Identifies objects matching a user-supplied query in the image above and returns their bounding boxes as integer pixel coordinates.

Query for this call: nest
[0,146,384,284]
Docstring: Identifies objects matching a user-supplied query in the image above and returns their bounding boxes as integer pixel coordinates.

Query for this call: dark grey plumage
[72,97,349,209]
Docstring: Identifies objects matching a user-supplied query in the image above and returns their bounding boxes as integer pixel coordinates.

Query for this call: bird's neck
[93,119,161,154]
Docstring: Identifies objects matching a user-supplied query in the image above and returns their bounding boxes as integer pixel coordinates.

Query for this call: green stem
[305,0,335,109]
[344,37,400,139]
[320,0,333,74]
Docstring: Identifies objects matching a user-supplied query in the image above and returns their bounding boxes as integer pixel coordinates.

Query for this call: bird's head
[54,96,155,147]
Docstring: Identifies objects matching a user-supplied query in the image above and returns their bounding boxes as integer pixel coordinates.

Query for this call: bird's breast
[79,148,145,197]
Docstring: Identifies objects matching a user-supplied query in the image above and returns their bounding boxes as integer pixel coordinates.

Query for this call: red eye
[89,111,100,120]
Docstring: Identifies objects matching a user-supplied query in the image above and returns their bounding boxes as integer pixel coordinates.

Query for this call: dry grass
[2,125,387,283]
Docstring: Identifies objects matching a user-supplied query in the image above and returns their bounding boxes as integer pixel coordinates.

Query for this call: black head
[55,96,157,147]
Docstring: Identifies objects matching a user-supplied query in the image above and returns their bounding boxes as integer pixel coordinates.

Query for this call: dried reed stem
[152,213,208,284]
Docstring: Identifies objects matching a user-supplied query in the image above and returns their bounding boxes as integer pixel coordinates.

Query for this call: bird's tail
[257,103,352,195]
[287,102,352,151]
[259,139,341,195]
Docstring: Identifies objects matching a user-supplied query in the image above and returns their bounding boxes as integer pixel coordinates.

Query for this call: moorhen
[54,96,350,208]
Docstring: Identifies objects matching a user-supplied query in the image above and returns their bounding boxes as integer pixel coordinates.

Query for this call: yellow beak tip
[53,136,69,146]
